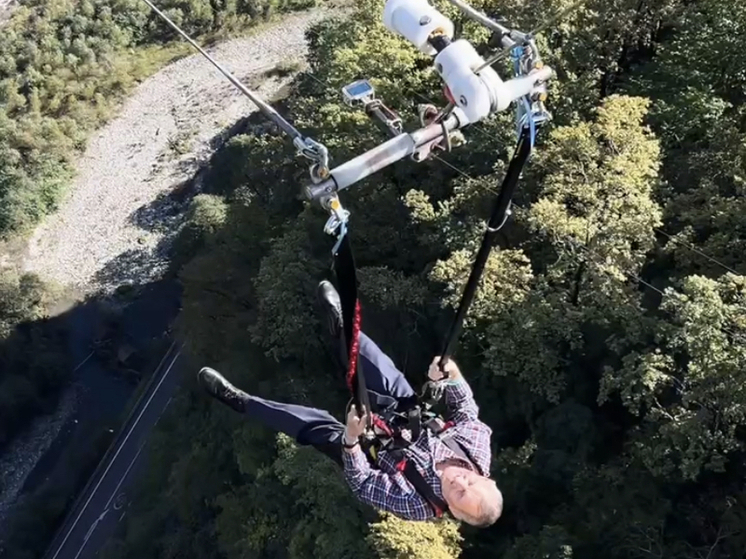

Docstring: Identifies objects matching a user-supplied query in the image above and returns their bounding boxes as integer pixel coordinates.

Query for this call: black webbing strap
[438,126,534,369]
[399,459,449,517]
[332,233,371,418]
[364,412,488,517]
[407,406,422,446]
[392,407,483,474]
[424,417,485,476]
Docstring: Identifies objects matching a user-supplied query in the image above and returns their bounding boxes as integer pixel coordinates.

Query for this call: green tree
[0,272,70,448]
[0,0,318,237]
[601,274,746,481]
[100,2,746,559]
[504,525,573,559]
[630,0,746,277]
[367,514,462,559]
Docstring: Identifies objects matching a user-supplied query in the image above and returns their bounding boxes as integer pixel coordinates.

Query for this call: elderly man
[198,281,502,526]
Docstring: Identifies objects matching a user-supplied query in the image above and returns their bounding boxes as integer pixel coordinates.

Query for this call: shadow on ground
[93,108,273,293]
[6,90,303,559]
[0,278,181,559]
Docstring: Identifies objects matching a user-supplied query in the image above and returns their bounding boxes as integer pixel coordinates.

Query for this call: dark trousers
[242,332,416,465]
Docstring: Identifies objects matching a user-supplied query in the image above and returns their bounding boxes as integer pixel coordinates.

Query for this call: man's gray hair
[455,483,503,528]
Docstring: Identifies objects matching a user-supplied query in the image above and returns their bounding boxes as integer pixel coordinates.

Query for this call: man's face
[439,465,497,520]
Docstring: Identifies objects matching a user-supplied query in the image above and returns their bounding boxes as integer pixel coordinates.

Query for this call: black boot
[317,280,344,340]
[197,367,248,413]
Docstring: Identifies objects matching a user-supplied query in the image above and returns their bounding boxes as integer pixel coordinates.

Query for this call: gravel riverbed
[0,387,78,524]
[22,8,338,293]
[0,0,15,22]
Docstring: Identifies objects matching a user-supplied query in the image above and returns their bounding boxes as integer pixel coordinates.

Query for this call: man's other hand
[428,356,462,382]
[344,405,367,445]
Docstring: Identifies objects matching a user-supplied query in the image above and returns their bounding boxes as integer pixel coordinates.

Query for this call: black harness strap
[367,429,450,517]
[329,109,537,519]
[333,232,371,418]
[424,416,485,476]
[364,410,486,517]
[399,459,449,517]
[438,127,534,369]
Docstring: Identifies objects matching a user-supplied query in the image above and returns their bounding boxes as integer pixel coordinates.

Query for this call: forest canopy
[57,0,746,557]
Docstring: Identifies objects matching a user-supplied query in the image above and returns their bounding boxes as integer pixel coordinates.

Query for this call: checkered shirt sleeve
[342,377,492,520]
[444,376,479,423]
[342,447,435,521]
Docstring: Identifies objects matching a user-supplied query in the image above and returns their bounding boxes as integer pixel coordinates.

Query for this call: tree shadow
[129,180,193,235]
[0,275,181,559]
[96,96,296,296]
[90,244,169,293]
[98,106,284,294]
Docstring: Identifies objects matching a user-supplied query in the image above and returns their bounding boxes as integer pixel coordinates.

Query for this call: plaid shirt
[342,377,492,521]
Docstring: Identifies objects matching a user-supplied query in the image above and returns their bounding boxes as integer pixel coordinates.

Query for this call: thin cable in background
[299,70,741,284]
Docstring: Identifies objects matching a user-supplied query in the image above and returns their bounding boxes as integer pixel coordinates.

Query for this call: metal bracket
[296,137,331,181]
[322,195,351,255]
[365,99,403,136]
[510,44,552,145]
[411,106,467,162]
[342,79,404,137]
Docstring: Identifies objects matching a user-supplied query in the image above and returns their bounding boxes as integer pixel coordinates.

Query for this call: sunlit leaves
[367,514,463,559]
[101,1,746,558]
[601,274,746,480]
[430,248,532,325]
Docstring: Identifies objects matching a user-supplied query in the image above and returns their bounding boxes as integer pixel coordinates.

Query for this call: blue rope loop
[332,221,348,256]
[510,44,541,148]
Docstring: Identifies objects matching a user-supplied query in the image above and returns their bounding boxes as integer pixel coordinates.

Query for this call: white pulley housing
[435,40,554,124]
[434,39,507,123]
[383,0,454,56]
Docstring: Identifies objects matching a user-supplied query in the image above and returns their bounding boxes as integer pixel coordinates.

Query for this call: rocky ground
[0,387,78,521]
[0,0,15,22]
[22,8,337,293]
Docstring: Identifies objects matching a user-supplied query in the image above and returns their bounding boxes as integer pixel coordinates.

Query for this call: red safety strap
[371,413,394,437]
[333,233,371,416]
[345,299,362,393]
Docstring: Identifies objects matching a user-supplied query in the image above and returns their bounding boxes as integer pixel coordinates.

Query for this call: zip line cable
[654,227,741,276]
[139,0,330,176]
[155,0,740,353]
[141,0,302,141]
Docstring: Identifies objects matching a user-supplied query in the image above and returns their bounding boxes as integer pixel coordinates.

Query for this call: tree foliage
[97,0,746,558]
[367,514,462,559]
[0,0,317,237]
[0,272,70,450]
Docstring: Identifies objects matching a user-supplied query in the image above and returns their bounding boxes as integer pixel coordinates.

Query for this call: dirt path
[0,5,343,541]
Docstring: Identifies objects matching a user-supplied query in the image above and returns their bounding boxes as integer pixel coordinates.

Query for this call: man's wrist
[444,374,464,386]
[343,442,360,453]
[342,432,359,448]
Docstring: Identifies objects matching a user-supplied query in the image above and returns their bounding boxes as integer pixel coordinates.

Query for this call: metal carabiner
[295,137,331,182]
[322,196,351,255]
